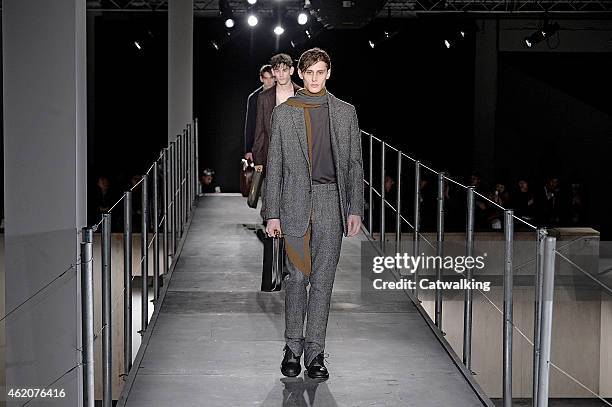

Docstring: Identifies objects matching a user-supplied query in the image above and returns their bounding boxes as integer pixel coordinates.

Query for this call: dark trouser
[283,183,343,367]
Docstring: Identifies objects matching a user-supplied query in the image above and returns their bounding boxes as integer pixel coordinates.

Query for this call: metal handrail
[79,118,200,407]
[361,130,559,407]
[364,129,612,406]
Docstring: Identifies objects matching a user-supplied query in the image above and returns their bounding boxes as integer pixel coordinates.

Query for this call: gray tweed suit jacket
[261,91,364,237]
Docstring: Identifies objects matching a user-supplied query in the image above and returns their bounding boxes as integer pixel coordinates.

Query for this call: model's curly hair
[298,47,331,72]
[269,53,294,69]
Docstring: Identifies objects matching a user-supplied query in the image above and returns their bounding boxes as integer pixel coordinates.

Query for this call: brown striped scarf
[282,87,328,276]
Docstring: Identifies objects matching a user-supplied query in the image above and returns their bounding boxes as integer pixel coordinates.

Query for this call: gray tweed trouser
[283,182,343,367]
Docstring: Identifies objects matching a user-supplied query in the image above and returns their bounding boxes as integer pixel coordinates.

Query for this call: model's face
[272,64,294,86]
[299,61,330,93]
[470,175,480,187]
[384,176,394,191]
[97,177,109,190]
[260,72,275,89]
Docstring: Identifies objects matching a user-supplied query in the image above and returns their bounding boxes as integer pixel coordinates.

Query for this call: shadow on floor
[262,376,338,407]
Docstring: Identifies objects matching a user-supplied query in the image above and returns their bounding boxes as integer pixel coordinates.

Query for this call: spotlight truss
[86,0,612,14]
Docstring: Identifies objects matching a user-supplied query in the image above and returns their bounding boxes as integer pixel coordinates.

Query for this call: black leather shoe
[280,345,301,377]
[306,353,329,379]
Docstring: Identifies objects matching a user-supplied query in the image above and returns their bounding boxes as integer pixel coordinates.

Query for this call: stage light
[442,22,477,49]
[134,41,142,50]
[248,14,258,27]
[444,29,467,48]
[367,28,399,50]
[523,22,559,48]
[274,25,285,36]
[298,12,308,25]
[219,0,235,29]
[247,0,257,4]
[210,31,232,51]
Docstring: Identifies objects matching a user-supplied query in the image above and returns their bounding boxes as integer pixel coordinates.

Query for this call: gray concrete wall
[168,0,193,142]
[2,1,87,405]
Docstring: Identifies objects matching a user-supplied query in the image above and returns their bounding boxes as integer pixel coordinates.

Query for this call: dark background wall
[495,52,612,235]
[88,14,167,224]
[83,15,612,236]
[193,16,476,192]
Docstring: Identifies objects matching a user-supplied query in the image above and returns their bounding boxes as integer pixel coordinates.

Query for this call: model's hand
[266,219,282,238]
[244,152,253,161]
[347,215,362,237]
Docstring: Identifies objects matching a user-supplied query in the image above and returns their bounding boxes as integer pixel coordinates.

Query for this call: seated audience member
[384,175,397,234]
[536,175,562,226]
[443,173,465,232]
[468,171,489,230]
[511,178,536,222]
[566,181,587,226]
[487,181,511,229]
[128,174,143,232]
[94,175,113,216]
[201,168,220,193]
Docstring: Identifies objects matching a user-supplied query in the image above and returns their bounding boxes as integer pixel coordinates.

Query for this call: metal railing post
[368,134,373,234]
[80,227,94,407]
[463,186,476,370]
[195,117,200,195]
[141,174,149,333]
[533,227,547,406]
[180,131,185,233]
[191,122,195,206]
[182,130,187,228]
[503,209,514,407]
[435,172,445,329]
[173,139,178,251]
[184,128,189,220]
[101,214,112,407]
[187,123,192,211]
[192,119,196,203]
[380,142,386,252]
[177,133,182,235]
[123,191,132,374]
[153,161,160,303]
[163,149,169,275]
[536,236,557,407]
[395,150,402,252]
[413,160,421,297]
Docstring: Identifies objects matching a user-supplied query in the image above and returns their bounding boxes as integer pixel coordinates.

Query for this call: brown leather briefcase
[247,165,264,208]
[240,158,254,197]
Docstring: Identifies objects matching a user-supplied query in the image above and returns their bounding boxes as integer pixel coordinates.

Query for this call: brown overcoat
[252,82,301,169]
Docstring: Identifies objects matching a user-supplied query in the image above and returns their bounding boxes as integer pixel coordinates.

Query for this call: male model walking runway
[263,48,364,379]
[252,53,300,171]
[253,53,300,292]
[243,64,274,161]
